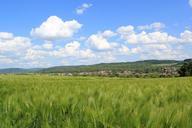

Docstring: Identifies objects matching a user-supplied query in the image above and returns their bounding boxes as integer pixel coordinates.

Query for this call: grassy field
[0,75,192,128]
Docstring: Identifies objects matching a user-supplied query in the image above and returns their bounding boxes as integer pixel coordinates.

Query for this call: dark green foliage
[178,59,192,76]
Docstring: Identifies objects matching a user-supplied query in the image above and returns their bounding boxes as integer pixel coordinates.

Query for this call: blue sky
[0,0,192,68]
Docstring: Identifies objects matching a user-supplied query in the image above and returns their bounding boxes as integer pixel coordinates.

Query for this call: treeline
[44,59,192,78]
[1,59,191,78]
[40,60,181,74]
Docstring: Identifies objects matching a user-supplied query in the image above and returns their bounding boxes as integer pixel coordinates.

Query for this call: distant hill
[0,60,185,75]
[39,60,183,73]
[0,68,43,74]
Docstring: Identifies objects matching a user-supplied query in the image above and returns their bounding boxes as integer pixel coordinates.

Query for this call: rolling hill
[0,68,43,74]
[0,60,185,75]
[39,60,183,73]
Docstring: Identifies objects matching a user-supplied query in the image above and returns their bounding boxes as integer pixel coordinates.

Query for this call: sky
[0,0,192,68]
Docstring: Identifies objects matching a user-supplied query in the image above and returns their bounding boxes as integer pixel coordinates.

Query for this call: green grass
[0,75,192,128]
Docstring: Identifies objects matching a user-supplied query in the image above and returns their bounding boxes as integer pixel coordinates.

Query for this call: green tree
[178,59,192,76]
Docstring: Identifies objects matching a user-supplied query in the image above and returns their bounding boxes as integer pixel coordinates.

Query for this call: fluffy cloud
[0,32,31,53]
[87,34,115,50]
[76,3,92,15]
[0,20,192,67]
[0,32,13,39]
[25,48,49,60]
[117,25,135,35]
[180,30,192,43]
[123,31,177,44]
[139,44,188,60]
[56,41,80,57]
[42,42,53,50]
[100,30,116,38]
[31,16,82,40]
[117,25,135,41]
[79,49,96,59]
[52,41,95,58]
[117,25,192,44]
[0,55,13,64]
[0,32,37,67]
[87,30,118,50]
[118,45,141,55]
[116,24,192,60]
[137,22,165,31]
[118,45,130,54]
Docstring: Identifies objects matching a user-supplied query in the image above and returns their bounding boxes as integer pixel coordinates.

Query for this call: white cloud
[189,0,192,7]
[180,30,192,43]
[95,51,116,63]
[76,3,92,15]
[116,24,192,60]
[79,49,95,59]
[25,48,49,60]
[87,34,114,50]
[131,43,190,60]
[145,44,168,50]
[117,24,192,44]
[117,25,135,35]
[118,45,130,54]
[0,33,31,53]
[0,33,33,66]
[0,32,13,39]
[42,42,53,50]
[21,61,52,68]
[118,45,141,55]
[140,47,188,60]
[52,41,95,58]
[87,30,118,50]
[131,47,142,54]
[100,30,116,38]
[137,22,165,31]
[31,16,82,40]
[0,55,13,64]
[131,31,177,44]
[117,25,179,44]
[117,25,135,41]
[0,21,192,67]
[62,41,80,56]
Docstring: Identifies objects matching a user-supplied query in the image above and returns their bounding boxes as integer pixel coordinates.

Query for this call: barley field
[0,75,192,128]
